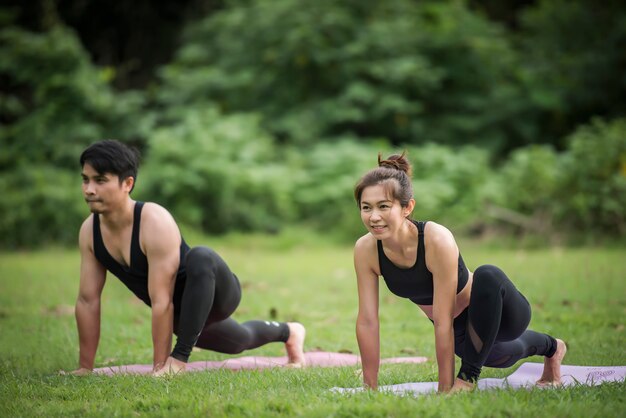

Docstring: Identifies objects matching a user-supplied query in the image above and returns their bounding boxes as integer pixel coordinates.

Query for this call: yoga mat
[93,351,428,375]
[331,363,626,395]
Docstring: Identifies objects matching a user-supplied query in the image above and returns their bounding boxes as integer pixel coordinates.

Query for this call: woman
[353,153,566,392]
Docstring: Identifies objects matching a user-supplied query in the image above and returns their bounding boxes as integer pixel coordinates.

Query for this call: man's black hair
[80,140,140,192]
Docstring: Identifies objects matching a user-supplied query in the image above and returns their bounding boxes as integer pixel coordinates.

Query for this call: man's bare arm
[142,204,181,369]
[74,216,107,371]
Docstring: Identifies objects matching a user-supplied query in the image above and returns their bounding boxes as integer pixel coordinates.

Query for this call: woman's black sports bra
[377,220,468,305]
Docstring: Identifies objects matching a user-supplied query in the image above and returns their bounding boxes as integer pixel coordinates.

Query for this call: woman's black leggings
[170,247,290,362]
[455,265,557,383]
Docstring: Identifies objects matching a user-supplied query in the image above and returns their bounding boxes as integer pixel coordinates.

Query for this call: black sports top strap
[417,220,426,267]
[92,201,190,314]
[377,219,468,306]
[129,202,148,273]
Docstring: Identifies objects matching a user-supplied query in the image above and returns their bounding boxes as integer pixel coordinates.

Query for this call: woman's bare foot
[285,322,306,367]
[448,377,475,394]
[536,339,567,386]
[152,356,187,377]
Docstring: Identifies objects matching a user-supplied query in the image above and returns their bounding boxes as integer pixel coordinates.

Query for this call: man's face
[81,163,132,214]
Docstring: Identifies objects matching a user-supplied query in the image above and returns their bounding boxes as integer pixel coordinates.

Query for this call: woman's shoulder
[354,233,378,256]
[354,233,381,276]
[355,232,376,247]
[423,221,456,249]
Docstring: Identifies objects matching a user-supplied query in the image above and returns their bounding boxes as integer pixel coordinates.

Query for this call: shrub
[486,145,559,234]
[290,140,493,241]
[137,106,295,234]
[555,118,626,236]
[404,143,493,226]
[289,138,388,241]
[0,166,85,248]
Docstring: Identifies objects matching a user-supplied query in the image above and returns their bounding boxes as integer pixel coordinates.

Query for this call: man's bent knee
[185,246,219,277]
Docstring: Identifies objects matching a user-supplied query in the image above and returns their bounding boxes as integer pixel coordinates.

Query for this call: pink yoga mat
[332,363,626,394]
[93,351,428,375]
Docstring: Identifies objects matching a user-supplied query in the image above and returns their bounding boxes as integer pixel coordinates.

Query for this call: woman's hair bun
[378,151,412,177]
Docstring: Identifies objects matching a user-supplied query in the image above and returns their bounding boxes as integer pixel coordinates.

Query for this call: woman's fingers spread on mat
[152,356,187,377]
[447,377,476,394]
[535,379,563,387]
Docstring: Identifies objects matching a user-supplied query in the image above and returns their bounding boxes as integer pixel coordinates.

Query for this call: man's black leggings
[455,265,557,383]
[170,247,290,362]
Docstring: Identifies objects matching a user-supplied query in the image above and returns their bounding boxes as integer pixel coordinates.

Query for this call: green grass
[0,230,624,417]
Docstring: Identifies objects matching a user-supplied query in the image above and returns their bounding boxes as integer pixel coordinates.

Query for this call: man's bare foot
[536,338,567,386]
[448,377,475,394]
[152,356,187,377]
[285,322,306,367]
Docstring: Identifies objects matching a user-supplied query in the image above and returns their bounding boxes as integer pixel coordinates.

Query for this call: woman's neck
[382,218,417,254]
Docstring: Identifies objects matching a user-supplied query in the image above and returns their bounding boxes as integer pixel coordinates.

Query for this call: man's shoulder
[138,202,183,259]
[78,214,95,249]
[139,202,180,239]
[79,214,94,235]
[140,202,177,223]
[141,201,172,217]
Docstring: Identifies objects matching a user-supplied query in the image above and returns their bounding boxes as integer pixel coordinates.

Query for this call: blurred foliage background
[1,0,625,248]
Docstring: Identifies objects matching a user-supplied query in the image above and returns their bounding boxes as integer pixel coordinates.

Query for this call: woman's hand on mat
[60,367,92,376]
[152,356,186,377]
[360,371,378,390]
[447,377,475,394]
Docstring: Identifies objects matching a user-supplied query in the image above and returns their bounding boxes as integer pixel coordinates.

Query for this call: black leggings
[455,265,557,382]
[171,247,290,362]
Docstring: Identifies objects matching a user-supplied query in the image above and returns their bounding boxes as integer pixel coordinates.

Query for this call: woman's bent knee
[473,265,508,288]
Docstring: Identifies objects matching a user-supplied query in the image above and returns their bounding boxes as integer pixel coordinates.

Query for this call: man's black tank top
[377,220,468,305]
[92,201,190,314]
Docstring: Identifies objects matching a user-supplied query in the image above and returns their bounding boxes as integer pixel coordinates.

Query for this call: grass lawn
[0,228,624,417]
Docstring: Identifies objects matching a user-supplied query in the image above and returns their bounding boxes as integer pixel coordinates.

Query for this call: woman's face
[359,183,410,239]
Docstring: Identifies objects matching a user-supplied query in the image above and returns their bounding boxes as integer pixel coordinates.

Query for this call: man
[67,139,305,376]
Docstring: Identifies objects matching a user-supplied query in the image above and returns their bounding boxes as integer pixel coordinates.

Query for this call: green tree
[0,21,145,247]
[519,0,626,144]
[159,0,533,153]
[0,25,145,171]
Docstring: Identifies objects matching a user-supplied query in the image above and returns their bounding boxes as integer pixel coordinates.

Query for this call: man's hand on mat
[285,322,306,367]
[60,367,92,376]
[152,356,186,377]
[536,338,567,387]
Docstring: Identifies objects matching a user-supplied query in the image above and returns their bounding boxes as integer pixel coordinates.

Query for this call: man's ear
[123,176,135,192]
